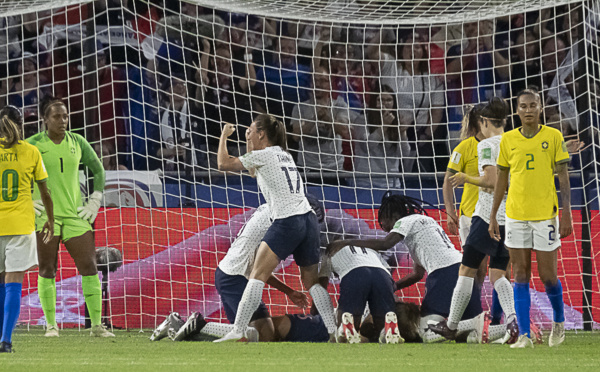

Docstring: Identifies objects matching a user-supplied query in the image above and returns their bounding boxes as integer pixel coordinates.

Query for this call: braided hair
[378,191,428,229]
[0,105,23,148]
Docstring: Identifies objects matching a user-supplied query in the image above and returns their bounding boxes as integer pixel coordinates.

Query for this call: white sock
[202,322,257,338]
[494,277,516,322]
[309,284,336,334]
[448,276,474,330]
[488,324,507,342]
[422,330,445,343]
[232,279,264,335]
[457,317,476,333]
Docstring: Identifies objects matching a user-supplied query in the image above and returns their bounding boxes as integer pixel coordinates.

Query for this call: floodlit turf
[2,329,599,371]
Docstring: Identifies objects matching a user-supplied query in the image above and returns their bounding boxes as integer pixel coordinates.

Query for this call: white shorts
[459,215,472,246]
[0,232,38,273]
[504,216,561,252]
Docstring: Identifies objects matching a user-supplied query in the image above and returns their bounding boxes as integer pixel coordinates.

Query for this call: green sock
[37,276,57,327]
[82,275,102,327]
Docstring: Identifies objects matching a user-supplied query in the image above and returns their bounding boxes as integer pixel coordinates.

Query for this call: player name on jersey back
[239,146,312,220]
[330,245,389,279]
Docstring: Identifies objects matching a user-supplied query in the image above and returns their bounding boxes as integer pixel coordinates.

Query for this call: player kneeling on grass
[0,106,54,353]
[150,203,309,342]
[323,243,402,344]
[429,97,519,344]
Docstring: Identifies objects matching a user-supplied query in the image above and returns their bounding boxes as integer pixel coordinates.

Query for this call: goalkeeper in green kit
[27,95,114,337]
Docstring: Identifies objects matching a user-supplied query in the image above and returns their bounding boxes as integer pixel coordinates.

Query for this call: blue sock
[491,289,503,325]
[0,283,5,336]
[514,282,531,337]
[545,280,565,323]
[1,282,22,344]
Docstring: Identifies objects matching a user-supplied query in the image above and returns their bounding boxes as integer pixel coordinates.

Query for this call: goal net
[2,0,599,331]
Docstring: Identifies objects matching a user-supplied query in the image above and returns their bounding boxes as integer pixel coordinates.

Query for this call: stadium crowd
[0,1,591,184]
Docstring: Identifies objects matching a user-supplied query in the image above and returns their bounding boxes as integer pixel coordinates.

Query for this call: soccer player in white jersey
[320,244,401,344]
[429,97,518,343]
[214,114,336,342]
[489,89,572,348]
[328,193,484,341]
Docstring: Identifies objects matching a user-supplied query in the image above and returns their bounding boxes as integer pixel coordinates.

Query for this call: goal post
[1,0,599,331]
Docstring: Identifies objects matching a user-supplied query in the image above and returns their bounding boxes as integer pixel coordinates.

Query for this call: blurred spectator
[326,42,369,110]
[509,29,542,111]
[379,32,445,172]
[541,37,578,135]
[157,74,203,172]
[197,42,254,164]
[446,20,510,134]
[94,141,129,171]
[96,46,129,156]
[128,57,161,170]
[352,85,410,189]
[254,37,311,124]
[8,52,49,118]
[290,65,351,176]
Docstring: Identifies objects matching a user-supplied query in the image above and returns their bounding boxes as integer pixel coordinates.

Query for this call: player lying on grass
[429,97,519,344]
[320,243,402,344]
[366,301,515,344]
[327,192,485,342]
[0,106,54,353]
[151,203,309,342]
[151,311,331,343]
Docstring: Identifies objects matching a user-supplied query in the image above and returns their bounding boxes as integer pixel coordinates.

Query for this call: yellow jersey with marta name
[497,125,569,221]
[447,136,479,217]
[0,140,48,236]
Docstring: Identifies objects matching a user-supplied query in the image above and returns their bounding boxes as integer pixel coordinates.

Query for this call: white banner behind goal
[1,0,598,331]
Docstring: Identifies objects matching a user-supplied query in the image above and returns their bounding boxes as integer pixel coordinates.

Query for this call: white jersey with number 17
[240,146,312,220]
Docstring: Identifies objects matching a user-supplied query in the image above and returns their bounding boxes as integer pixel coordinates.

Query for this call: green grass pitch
[2,329,600,371]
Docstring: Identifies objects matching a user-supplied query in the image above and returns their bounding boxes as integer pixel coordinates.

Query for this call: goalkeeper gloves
[33,199,45,216]
[77,191,103,224]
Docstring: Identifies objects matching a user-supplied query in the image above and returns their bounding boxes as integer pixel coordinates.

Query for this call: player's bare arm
[394,262,425,291]
[442,170,459,235]
[556,161,573,239]
[37,180,54,244]
[450,165,496,189]
[326,232,403,256]
[217,123,247,172]
[489,166,509,241]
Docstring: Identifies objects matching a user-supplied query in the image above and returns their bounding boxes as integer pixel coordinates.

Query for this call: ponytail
[0,105,23,148]
[255,114,288,151]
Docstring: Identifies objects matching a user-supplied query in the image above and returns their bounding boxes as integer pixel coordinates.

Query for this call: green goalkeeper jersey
[27,131,105,218]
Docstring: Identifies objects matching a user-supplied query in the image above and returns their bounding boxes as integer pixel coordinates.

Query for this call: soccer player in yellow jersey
[489,89,572,349]
[444,104,484,241]
[0,106,54,353]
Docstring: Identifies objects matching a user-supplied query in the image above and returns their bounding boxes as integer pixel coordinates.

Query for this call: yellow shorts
[36,216,92,241]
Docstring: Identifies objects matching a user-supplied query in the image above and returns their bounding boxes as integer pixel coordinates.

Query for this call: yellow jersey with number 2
[497,125,569,221]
